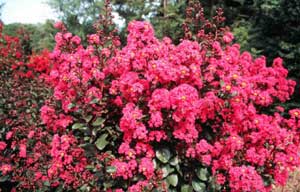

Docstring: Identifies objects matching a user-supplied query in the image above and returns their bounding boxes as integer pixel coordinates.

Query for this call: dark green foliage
[150,0,186,43]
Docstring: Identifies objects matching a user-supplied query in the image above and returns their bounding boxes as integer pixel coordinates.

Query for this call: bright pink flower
[101,48,111,57]
[54,33,63,45]
[148,131,167,142]
[139,157,154,179]
[63,32,72,40]
[40,105,56,125]
[55,114,73,130]
[54,21,64,29]
[85,87,102,104]
[0,164,12,175]
[186,147,196,158]
[35,171,43,180]
[88,34,100,44]
[19,144,27,158]
[27,131,34,139]
[111,160,136,180]
[201,154,212,165]
[148,111,163,128]
[148,88,170,111]
[0,141,7,151]
[229,166,265,192]
[71,35,81,45]
[276,106,285,112]
[170,84,199,122]
[128,180,150,192]
[195,139,213,154]
[223,32,234,43]
[289,109,300,119]
[216,173,226,185]
[6,131,13,140]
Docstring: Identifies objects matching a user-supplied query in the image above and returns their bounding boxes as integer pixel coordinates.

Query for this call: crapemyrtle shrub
[1,1,300,191]
[9,49,51,79]
[39,1,300,192]
[0,23,23,72]
[0,23,52,191]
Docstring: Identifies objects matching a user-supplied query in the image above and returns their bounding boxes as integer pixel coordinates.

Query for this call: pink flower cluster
[105,21,298,191]
[45,30,108,114]
[48,134,93,188]
[39,19,300,191]
[40,105,73,132]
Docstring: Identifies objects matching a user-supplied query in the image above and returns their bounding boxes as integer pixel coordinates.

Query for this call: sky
[1,0,58,24]
[0,0,125,27]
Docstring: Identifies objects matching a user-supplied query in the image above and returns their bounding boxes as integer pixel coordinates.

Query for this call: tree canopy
[47,0,104,40]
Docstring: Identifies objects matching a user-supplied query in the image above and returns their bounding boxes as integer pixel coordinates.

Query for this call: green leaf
[220,80,225,87]
[156,148,171,163]
[86,165,95,171]
[175,164,183,176]
[167,174,178,187]
[103,181,113,189]
[79,184,89,191]
[153,159,158,169]
[0,175,10,182]
[68,103,76,109]
[43,181,51,187]
[106,166,116,173]
[80,143,97,152]
[181,184,193,192]
[90,98,99,104]
[95,133,109,150]
[170,156,179,166]
[192,180,206,192]
[83,115,93,122]
[54,185,64,192]
[72,123,86,130]
[196,168,208,181]
[92,117,105,126]
[161,165,174,178]
[84,136,91,141]
[92,127,102,137]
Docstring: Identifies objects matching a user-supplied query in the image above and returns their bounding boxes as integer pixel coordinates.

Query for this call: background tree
[47,0,104,41]
[2,23,35,56]
[0,2,4,20]
[112,0,158,42]
[31,20,57,51]
[150,0,186,42]
[3,21,57,52]
[112,0,187,43]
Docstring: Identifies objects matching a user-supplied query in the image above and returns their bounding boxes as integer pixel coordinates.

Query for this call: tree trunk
[161,0,168,18]
[210,0,215,17]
